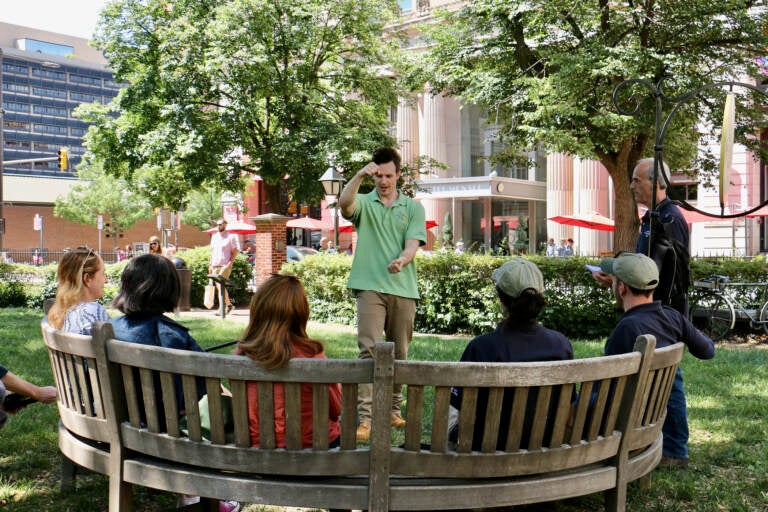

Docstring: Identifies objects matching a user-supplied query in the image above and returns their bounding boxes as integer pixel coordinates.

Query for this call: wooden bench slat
[404,385,424,451]
[430,386,451,453]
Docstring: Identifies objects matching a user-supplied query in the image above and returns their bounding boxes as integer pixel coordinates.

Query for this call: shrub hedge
[4,251,767,339]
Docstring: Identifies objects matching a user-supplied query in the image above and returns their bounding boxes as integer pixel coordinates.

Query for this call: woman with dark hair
[112,254,198,351]
[111,255,239,511]
[449,259,573,450]
[236,274,341,448]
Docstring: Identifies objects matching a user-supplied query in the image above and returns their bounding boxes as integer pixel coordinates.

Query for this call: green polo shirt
[345,189,426,299]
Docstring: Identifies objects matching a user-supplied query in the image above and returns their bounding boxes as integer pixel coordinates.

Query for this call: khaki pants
[210,263,233,307]
[356,290,416,423]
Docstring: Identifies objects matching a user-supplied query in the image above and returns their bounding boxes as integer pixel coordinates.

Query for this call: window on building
[3,83,30,94]
[16,38,74,57]
[33,124,68,135]
[70,127,87,137]
[33,105,68,117]
[2,62,28,75]
[32,68,66,80]
[3,120,30,130]
[2,101,30,113]
[5,139,31,149]
[70,74,102,86]
[70,92,100,103]
[32,87,67,99]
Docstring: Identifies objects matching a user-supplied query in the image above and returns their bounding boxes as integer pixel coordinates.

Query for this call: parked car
[287,245,319,262]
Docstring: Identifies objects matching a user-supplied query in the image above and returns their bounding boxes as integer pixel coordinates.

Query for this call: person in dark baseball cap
[599,252,659,291]
[449,258,573,451]
[491,258,544,298]
[599,251,714,469]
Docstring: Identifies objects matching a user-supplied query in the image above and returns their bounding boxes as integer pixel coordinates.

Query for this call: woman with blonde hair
[148,235,164,256]
[48,247,109,335]
[236,274,341,448]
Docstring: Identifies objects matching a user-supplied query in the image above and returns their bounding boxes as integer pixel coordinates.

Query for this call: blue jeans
[662,368,689,459]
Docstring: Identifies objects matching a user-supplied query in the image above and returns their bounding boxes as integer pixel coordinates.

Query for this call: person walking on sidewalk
[209,219,239,314]
[339,148,427,442]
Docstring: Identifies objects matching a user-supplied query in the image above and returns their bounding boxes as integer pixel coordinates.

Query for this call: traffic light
[58,148,68,170]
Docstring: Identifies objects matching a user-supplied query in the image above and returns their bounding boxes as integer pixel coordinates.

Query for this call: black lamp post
[318,166,346,251]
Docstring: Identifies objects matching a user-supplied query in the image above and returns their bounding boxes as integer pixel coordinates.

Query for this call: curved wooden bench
[44,318,683,512]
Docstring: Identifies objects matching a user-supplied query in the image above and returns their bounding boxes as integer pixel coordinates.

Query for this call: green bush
[287,252,619,338]
[0,280,28,307]
[5,248,253,311]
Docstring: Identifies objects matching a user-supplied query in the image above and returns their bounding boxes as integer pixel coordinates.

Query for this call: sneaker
[658,456,688,469]
[356,422,371,442]
[219,500,241,512]
[178,495,201,508]
[390,413,406,429]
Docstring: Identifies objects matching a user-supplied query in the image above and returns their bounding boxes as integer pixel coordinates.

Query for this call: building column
[418,92,447,172]
[573,158,612,257]
[546,153,574,243]
[396,97,420,169]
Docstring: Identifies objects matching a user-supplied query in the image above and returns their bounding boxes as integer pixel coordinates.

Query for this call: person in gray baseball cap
[599,251,714,468]
[449,258,573,450]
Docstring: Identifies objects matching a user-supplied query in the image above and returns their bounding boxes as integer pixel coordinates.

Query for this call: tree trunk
[599,136,647,253]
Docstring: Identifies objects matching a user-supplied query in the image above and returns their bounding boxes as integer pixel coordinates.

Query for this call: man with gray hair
[631,157,690,313]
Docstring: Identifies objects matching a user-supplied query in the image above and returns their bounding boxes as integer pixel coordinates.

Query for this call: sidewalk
[174,306,358,334]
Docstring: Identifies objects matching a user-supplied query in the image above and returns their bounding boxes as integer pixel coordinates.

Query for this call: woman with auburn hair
[236,274,341,448]
[48,247,109,334]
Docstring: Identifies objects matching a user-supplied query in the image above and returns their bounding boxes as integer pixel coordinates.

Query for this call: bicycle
[689,274,768,341]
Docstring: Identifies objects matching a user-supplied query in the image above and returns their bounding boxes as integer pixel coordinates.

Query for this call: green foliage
[0,281,28,307]
[84,0,402,212]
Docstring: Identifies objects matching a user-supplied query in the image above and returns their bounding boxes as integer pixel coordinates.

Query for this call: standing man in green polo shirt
[339,147,427,442]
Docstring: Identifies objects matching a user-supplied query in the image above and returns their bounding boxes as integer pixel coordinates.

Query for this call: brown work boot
[390,413,406,429]
[356,422,371,442]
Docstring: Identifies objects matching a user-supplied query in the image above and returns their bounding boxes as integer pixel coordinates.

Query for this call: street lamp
[318,166,346,251]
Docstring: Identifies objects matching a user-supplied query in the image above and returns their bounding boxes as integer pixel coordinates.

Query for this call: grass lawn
[1,307,767,511]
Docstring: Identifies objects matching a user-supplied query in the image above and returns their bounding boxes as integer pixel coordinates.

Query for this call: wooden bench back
[93,321,380,478]
[41,317,116,445]
[625,340,685,452]
[390,341,652,479]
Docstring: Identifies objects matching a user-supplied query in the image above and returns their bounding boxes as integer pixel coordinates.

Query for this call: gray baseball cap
[600,252,659,290]
[491,259,544,298]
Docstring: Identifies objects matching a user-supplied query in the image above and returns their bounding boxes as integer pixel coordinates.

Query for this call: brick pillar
[251,213,290,287]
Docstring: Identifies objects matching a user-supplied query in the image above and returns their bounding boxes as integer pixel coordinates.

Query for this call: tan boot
[390,413,406,429]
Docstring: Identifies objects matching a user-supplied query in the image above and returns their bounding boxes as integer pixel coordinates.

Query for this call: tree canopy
[414,0,768,249]
[80,0,402,213]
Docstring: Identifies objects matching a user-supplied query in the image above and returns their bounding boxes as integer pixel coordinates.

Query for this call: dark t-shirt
[605,301,714,359]
[450,324,573,450]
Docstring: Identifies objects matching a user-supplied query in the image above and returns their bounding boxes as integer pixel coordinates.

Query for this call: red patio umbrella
[549,212,614,231]
[204,220,257,235]
[286,216,325,230]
